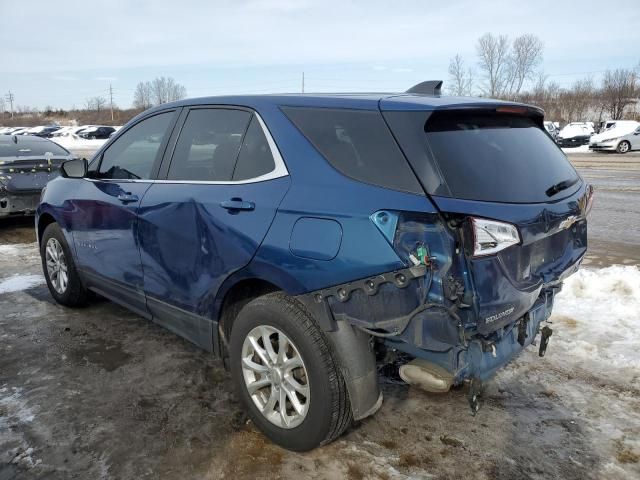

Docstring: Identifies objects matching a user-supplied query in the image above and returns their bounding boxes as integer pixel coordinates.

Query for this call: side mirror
[61,158,88,178]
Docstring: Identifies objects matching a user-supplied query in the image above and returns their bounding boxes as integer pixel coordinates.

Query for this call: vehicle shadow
[0,216,37,244]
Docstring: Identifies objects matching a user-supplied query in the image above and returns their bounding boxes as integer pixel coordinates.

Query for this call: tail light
[471,217,520,257]
[582,184,594,216]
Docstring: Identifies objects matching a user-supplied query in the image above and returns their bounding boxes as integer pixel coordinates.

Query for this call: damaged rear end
[0,135,74,217]
[311,102,592,409]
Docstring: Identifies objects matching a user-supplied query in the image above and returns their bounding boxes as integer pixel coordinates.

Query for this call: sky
[1,0,639,110]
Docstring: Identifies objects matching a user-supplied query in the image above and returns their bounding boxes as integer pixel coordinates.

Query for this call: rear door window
[282,107,422,194]
[167,108,251,181]
[385,110,581,203]
[232,116,276,181]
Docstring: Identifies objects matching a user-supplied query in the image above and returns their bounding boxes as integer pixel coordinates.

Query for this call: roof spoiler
[406,80,443,96]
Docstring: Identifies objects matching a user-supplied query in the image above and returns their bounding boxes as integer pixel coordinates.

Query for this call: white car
[51,126,94,138]
[9,127,30,135]
[590,121,640,154]
[558,122,594,147]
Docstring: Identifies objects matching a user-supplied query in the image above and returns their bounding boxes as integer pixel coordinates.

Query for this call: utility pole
[109,84,114,122]
[302,72,305,94]
[5,91,14,119]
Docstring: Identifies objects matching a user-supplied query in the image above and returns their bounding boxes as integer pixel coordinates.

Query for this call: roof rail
[406,80,443,96]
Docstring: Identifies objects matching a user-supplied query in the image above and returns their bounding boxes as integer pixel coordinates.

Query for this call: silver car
[590,122,640,154]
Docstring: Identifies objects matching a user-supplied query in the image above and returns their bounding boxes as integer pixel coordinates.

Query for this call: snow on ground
[0,274,45,294]
[562,145,592,153]
[52,135,107,151]
[0,243,39,257]
[551,265,640,385]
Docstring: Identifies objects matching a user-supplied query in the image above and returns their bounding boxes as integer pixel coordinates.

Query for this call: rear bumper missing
[384,290,555,384]
[300,261,559,390]
[0,192,41,217]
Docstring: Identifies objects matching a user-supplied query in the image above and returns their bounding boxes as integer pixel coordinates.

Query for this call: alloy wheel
[45,238,68,294]
[241,325,310,429]
[618,141,630,153]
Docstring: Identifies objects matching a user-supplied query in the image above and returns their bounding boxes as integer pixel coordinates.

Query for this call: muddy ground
[1,155,639,479]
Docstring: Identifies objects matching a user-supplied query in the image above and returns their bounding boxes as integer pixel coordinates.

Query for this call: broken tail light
[471,217,520,257]
[582,184,594,217]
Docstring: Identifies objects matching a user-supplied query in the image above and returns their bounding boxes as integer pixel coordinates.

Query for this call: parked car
[544,121,560,142]
[0,135,75,217]
[558,122,594,147]
[589,121,640,153]
[51,126,93,138]
[36,82,592,451]
[77,126,115,139]
[26,125,61,137]
[8,127,30,136]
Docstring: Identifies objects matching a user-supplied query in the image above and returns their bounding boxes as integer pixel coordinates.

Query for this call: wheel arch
[37,212,58,246]
[216,272,382,422]
[217,277,282,347]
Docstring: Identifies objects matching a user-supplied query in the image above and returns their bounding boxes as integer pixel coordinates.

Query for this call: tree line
[448,33,640,124]
[0,76,187,127]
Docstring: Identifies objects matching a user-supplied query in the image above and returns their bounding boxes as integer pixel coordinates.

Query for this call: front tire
[229,292,352,451]
[617,140,631,154]
[41,223,89,307]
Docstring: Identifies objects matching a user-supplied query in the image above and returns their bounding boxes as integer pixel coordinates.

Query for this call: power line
[5,91,14,119]
[109,84,114,121]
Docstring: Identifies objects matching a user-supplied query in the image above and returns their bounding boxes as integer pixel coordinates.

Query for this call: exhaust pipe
[399,359,454,393]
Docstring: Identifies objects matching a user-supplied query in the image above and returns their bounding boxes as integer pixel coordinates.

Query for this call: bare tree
[476,33,511,97]
[507,34,544,96]
[150,77,187,105]
[85,96,107,112]
[600,69,638,119]
[448,54,473,96]
[133,81,153,110]
[476,33,543,98]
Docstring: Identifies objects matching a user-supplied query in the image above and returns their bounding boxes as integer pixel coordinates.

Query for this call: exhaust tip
[399,359,454,393]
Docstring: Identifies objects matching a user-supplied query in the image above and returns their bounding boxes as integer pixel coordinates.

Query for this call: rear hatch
[0,136,73,193]
[382,102,591,334]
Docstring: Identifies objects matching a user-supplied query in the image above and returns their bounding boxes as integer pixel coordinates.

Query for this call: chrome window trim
[87,110,288,185]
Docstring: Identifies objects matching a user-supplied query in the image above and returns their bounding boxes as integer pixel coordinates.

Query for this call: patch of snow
[0,274,45,294]
[562,145,591,153]
[0,387,36,424]
[551,265,640,384]
[52,135,107,151]
[0,242,39,257]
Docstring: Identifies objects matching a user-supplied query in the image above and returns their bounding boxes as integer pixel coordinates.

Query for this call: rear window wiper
[545,178,579,197]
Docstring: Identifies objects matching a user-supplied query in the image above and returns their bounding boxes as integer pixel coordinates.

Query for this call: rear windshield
[384,110,580,203]
[281,107,423,194]
[0,137,69,158]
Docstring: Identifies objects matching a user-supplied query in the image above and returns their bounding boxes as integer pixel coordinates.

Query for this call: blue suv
[36,81,592,451]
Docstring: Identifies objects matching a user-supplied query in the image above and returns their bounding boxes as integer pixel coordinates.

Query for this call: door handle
[220,198,255,212]
[117,193,139,204]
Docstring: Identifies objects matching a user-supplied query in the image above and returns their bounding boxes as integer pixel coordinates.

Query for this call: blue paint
[290,217,342,261]
[36,92,589,384]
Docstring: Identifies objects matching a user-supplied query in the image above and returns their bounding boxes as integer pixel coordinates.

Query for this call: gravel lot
[1,153,639,479]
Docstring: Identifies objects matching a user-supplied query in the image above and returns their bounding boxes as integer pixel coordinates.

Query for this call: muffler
[399,359,454,393]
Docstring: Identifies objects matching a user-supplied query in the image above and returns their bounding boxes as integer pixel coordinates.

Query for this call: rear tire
[616,141,631,154]
[41,223,89,307]
[229,292,352,451]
